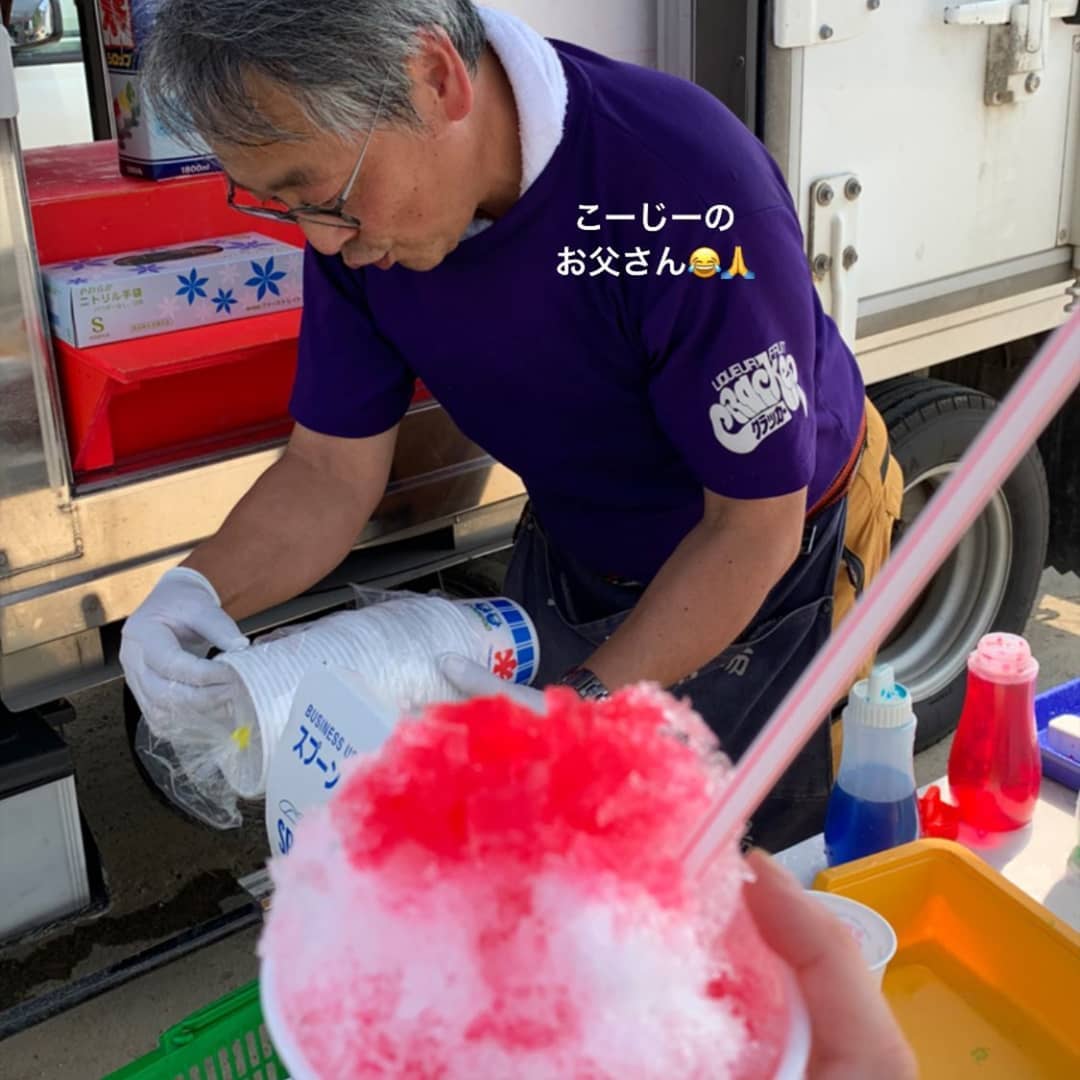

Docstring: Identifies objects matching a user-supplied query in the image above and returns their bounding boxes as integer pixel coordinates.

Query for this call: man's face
[215,44,483,272]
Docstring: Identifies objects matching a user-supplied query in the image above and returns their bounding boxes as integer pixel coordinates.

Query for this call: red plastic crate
[26,140,304,260]
[54,310,301,473]
[26,141,305,479]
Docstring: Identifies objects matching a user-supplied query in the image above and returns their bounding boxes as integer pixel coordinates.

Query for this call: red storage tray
[54,311,301,474]
[26,141,305,480]
[26,141,303,260]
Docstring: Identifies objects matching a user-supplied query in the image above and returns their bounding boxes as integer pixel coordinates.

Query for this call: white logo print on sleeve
[708,341,808,455]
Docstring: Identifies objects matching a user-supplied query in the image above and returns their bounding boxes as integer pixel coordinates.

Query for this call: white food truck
[1,0,1077,949]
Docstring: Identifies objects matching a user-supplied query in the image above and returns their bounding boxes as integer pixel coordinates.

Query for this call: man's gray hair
[142,0,487,148]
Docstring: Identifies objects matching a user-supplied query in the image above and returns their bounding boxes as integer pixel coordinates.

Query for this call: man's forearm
[584,498,804,691]
[182,452,376,620]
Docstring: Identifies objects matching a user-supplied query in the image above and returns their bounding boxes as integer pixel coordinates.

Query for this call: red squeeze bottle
[947,633,1041,833]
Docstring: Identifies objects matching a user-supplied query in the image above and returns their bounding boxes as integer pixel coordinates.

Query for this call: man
[122,1,902,851]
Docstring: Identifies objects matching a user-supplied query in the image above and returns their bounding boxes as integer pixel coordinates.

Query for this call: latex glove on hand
[439,653,547,714]
[119,567,250,729]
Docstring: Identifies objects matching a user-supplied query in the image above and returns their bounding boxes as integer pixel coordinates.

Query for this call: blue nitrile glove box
[41,232,303,348]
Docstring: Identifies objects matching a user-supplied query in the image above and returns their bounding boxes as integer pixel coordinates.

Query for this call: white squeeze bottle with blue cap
[824,664,919,867]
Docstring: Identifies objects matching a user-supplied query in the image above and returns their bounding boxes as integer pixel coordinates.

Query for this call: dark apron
[502,497,848,853]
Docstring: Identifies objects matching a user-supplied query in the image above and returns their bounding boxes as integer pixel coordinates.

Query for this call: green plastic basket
[104,980,288,1080]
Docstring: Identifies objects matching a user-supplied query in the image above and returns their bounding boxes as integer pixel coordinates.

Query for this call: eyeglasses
[226,77,390,230]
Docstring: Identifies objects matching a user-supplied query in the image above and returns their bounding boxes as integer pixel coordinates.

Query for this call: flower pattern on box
[176,268,210,306]
[41,233,302,347]
[245,257,287,301]
[213,288,238,315]
[57,257,111,272]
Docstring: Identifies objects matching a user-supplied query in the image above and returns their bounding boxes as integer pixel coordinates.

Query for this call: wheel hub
[879,464,1013,702]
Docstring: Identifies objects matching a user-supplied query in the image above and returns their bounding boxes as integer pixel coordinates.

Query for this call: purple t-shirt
[291,41,865,582]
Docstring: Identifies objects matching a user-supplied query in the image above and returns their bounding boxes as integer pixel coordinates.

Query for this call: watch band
[558,666,610,701]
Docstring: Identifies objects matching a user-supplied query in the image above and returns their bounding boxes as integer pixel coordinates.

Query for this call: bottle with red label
[947,633,1041,833]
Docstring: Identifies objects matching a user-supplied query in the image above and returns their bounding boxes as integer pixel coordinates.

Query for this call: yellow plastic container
[814,839,1080,1078]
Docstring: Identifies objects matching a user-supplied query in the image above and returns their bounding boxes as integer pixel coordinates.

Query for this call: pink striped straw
[682,310,1080,878]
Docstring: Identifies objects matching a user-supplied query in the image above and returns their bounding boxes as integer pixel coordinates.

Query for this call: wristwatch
[558,665,610,701]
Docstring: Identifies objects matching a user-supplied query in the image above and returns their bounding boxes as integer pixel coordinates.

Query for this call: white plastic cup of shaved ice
[259,954,812,1080]
[259,963,314,1080]
[257,678,810,1079]
[776,979,811,1078]
[810,891,897,988]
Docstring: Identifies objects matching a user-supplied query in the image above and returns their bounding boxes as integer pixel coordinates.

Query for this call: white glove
[120,567,250,728]
[439,653,547,714]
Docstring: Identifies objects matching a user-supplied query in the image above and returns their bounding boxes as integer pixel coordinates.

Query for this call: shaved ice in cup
[258,684,808,1078]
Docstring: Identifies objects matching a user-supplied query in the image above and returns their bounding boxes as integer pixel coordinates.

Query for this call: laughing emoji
[688,247,722,279]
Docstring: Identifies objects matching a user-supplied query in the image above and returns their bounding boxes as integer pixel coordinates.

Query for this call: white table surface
[776,776,1080,931]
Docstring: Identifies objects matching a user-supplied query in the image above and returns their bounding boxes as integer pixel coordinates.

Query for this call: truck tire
[868,376,1049,751]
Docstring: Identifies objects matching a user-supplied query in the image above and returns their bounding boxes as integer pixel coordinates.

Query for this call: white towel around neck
[460,5,569,240]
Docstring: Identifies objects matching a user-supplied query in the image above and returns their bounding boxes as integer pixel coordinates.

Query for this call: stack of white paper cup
[216,595,539,802]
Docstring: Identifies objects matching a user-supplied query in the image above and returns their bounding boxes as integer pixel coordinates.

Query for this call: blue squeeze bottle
[825,664,919,867]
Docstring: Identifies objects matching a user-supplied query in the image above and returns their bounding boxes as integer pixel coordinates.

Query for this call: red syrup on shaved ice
[259,684,798,1079]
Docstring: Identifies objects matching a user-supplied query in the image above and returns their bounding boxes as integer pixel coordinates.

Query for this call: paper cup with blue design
[450,597,540,686]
